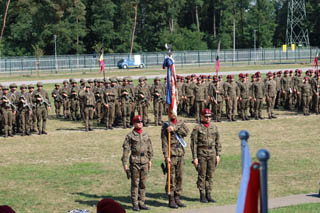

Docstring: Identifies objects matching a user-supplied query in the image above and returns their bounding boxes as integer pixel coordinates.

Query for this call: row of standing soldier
[0,82,50,137]
[51,69,320,132]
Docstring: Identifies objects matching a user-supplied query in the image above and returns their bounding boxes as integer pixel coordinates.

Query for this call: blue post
[257,149,270,213]
[239,130,250,173]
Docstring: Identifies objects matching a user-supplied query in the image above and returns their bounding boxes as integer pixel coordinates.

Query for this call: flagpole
[257,149,270,213]
[239,130,250,173]
[167,131,171,195]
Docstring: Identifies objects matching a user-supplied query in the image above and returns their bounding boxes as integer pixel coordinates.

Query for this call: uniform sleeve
[215,126,222,156]
[121,134,131,166]
[190,127,198,159]
[161,127,169,158]
[147,137,153,161]
[175,121,189,138]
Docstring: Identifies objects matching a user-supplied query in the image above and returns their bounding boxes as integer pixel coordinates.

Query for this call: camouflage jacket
[161,120,189,158]
[121,130,153,165]
[190,123,221,159]
[265,79,277,97]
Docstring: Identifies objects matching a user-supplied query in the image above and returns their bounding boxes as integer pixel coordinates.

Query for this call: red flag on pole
[243,162,261,213]
[314,54,318,68]
[99,54,105,74]
[216,56,220,74]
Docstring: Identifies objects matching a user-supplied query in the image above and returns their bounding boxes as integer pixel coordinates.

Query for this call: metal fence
[0,47,317,74]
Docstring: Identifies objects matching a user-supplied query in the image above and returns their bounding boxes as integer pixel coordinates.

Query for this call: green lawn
[271,203,320,213]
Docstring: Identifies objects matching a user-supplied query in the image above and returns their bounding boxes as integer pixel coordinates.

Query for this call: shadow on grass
[73,191,197,209]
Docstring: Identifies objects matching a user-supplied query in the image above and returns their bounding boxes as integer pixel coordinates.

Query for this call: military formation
[122,109,221,211]
[0,82,50,137]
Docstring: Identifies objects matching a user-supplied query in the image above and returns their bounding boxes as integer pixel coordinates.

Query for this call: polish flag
[236,141,261,213]
[313,54,318,68]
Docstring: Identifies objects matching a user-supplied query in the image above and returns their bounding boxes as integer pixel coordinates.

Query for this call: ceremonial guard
[121,115,153,211]
[252,73,265,120]
[191,109,221,203]
[301,77,312,115]
[1,86,16,137]
[51,83,62,118]
[151,77,164,126]
[135,77,150,127]
[224,75,239,121]
[265,72,277,119]
[161,113,189,208]
[81,84,95,131]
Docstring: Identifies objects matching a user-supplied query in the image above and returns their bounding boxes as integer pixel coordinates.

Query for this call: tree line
[0,0,319,57]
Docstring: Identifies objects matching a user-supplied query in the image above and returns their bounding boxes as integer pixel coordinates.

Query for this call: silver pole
[239,130,250,173]
[257,149,270,213]
[54,34,58,72]
[254,30,256,64]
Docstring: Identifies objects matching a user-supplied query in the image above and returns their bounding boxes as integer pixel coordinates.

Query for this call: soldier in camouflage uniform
[94,79,105,124]
[161,114,189,208]
[103,78,118,129]
[191,108,221,203]
[136,77,150,127]
[1,86,16,137]
[120,77,133,129]
[293,70,303,111]
[249,74,256,118]
[224,75,239,121]
[151,77,164,126]
[281,70,293,110]
[253,72,265,120]
[194,77,207,123]
[33,82,51,135]
[209,76,224,122]
[121,115,153,211]
[17,84,33,136]
[8,83,19,134]
[275,71,282,109]
[182,76,195,117]
[265,72,277,119]
[51,83,62,118]
[60,80,71,119]
[81,84,95,131]
[301,77,312,115]
[69,80,80,121]
[28,84,37,133]
[238,74,251,120]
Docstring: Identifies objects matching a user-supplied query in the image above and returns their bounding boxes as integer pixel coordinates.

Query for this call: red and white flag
[236,141,261,213]
[99,53,105,73]
[163,56,177,117]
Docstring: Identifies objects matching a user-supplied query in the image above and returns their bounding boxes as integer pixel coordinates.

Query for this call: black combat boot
[139,203,150,210]
[175,194,186,207]
[200,191,208,203]
[132,204,140,211]
[206,191,216,203]
[168,195,178,208]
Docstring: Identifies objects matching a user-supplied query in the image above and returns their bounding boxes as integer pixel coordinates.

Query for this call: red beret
[251,74,256,79]
[239,73,244,78]
[97,199,125,213]
[284,70,289,74]
[201,108,211,116]
[132,115,143,124]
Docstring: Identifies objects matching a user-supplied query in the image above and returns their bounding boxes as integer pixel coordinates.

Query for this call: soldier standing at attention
[151,77,164,126]
[194,77,207,123]
[17,85,33,136]
[191,108,221,203]
[238,74,251,121]
[161,113,189,209]
[51,83,62,118]
[312,72,320,114]
[1,86,16,137]
[121,115,153,211]
[209,76,224,122]
[34,82,51,135]
[81,84,95,131]
[28,84,37,133]
[224,75,239,121]
[265,72,277,119]
[136,77,150,127]
[301,77,312,116]
[120,77,133,129]
[253,72,265,120]
[60,80,71,119]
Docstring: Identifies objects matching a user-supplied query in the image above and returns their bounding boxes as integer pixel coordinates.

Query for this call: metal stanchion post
[257,149,270,213]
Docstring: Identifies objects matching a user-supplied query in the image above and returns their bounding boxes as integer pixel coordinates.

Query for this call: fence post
[257,149,270,213]
[198,50,200,67]
[181,52,183,69]
[310,47,312,64]
[4,59,6,72]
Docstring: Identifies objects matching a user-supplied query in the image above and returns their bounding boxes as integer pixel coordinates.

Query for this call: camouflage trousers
[153,101,163,125]
[104,103,115,128]
[185,96,194,116]
[212,101,223,121]
[197,155,216,193]
[54,101,62,116]
[226,96,237,119]
[84,106,94,130]
[266,96,276,117]
[1,108,13,136]
[18,109,31,134]
[313,95,320,113]
[130,163,149,206]
[165,156,184,196]
[121,102,131,127]
[303,96,312,114]
[239,98,249,119]
[36,104,48,132]
[62,99,70,118]
[70,99,79,120]
[254,98,263,118]
[137,102,148,124]
[95,102,103,123]
[195,101,205,123]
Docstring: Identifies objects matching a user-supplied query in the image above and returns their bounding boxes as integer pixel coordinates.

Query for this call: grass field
[271,203,320,213]
[1,66,320,212]
[0,92,320,212]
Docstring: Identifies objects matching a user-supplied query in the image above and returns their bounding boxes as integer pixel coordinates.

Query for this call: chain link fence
[0,47,317,74]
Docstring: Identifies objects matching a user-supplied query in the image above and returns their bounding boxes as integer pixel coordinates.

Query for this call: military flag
[99,53,105,74]
[236,141,261,213]
[163,55,177,117]
[216,56,220,75]
[313,53,318,69]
